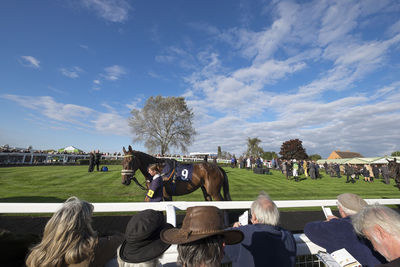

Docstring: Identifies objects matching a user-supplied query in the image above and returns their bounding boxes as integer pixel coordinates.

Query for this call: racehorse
[121,146,232,201]
[387,158,400,190]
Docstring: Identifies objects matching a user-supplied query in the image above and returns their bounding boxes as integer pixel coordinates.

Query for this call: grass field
[0,165,399,203]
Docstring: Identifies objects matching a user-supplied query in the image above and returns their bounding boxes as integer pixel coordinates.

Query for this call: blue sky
[1,0,400,157]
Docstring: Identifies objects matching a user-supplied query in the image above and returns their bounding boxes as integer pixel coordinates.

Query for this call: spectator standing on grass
[117,209,173,267]
[373,164,380,180]
[95,150,101,172]
[304,193,385,267]
[303,160,308,177]
[282,160,287,177]
[88,151,95,172]
[161,206,244,267]
[224,191,297,267]
[292,160,299,182]
[352,204,400,267]
[335,163,341,178]
[381,164,390,184]
[26,196,124,267]
[363,165,371,183]
[345,164,355,183]
[309,161,316,179]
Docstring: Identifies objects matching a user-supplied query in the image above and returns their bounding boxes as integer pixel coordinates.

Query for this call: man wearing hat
[161,206,244,267]
[118,209,173,267]
[304,193,385,267]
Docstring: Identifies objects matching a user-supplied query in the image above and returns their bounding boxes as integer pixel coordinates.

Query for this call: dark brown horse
[121,146,231,201]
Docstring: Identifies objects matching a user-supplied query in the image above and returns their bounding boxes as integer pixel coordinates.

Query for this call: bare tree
[128,96,196,155]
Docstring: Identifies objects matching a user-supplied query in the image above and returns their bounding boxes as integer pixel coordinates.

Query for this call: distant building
[327,150,363,159]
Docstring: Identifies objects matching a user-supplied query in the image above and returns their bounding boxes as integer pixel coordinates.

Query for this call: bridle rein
[121,154,147,190]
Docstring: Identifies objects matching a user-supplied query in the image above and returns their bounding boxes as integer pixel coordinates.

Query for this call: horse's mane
[132,151,164,165]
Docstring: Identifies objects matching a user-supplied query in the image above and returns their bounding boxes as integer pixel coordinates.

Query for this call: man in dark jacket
[88,151,95,172]
[95,150,101,171]
[224,192,296,267]
[304,193,385,267]
[345,164,355,183]
[381,164,390,184]
[372,164,380,180]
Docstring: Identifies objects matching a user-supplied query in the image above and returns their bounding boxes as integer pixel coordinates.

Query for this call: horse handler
[145,164,164,202]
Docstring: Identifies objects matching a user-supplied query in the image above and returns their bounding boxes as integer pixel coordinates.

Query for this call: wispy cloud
[102,65,127,81]
[59,66,84,78]
[1,94,130,136]
[80,0,131,23]
[79,44,89,50]
[155,46,197,70]
[19,56,40,69]
[125,96,144,110]
[182,0,400,157]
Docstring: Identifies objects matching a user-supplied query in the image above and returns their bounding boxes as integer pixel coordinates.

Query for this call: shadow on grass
[0,196,64,203]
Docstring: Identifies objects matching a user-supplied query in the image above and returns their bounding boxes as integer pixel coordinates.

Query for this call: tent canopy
[58,146,83,153]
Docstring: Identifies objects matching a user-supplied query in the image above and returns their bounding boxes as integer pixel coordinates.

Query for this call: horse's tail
[218,166,231,201]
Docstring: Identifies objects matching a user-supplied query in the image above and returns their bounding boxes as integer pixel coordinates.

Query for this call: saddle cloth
[162,159,193,182]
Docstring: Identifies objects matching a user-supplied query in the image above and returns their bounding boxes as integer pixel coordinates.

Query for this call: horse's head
[121,145,138,186]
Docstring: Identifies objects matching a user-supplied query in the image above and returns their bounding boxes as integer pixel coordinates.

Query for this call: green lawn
[0,166,399,203]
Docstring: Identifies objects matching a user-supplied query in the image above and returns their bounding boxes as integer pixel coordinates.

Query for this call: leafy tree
[262,151,278,160]
[309,154,322,161]
[391,151,400,156]
[279,139,308,160]
[129,96,196,155]
[246,137,264,158]
[217,146,222,158]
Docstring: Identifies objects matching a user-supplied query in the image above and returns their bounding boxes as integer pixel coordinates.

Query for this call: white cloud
[181,0,400,157]
[102,65,127,81]
[59,66,84,78]
[80,0,131,23]
[125,96,144,110]
[92,112,130,135]
[19,56,40,69]
[93,79,101,84]
[79,44,89,50]
[1,94,130,136]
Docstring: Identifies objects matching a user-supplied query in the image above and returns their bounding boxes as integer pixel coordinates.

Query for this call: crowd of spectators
[22,192,400,267]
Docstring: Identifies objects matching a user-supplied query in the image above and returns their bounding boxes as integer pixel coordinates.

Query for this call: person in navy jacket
[304,193,385,267]
[224,191,297,267]
[145,164,164,202]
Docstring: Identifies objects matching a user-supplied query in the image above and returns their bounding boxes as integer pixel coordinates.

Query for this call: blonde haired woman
[26,196,123,267]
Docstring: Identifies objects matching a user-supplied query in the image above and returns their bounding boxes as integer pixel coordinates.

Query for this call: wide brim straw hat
[160,206,244,245]
[119,209,173,263]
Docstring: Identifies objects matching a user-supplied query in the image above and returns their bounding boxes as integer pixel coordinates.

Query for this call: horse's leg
[163,186,172,201]
[200,186,212,201]
[203,180,224,201]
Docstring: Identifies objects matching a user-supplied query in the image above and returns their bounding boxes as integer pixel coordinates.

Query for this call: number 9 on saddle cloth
[162,159,194,183]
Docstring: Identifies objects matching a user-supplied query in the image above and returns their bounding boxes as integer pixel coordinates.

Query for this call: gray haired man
[352,204,400,267]
[224,191,297,267]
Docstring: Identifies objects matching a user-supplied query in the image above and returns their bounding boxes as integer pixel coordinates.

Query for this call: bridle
[121,154,135,176]
[121,154,147,190]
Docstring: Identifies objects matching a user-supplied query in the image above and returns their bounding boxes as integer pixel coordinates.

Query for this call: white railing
[1,198,399,265]
[0,198,397,266]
